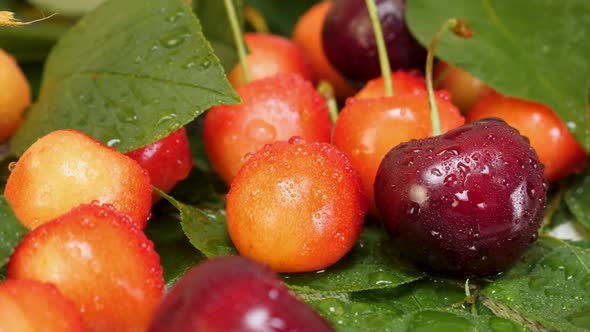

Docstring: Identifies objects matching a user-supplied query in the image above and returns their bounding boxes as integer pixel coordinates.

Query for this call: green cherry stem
[317,80,339,124]
[426,18,473,136]
[223,0,250,83]
[365,0,393,97]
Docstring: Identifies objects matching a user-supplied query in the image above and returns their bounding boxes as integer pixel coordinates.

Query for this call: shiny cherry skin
[292,1,357,101]
[229,33,315,90]
[322,0,426,84]
[354,70,426,99]
[204,73,331,185]
[468,91,587,182]
[126,127,193,203]
[333,90,464,215]
[149,256,334,332]
[227,138,367,273]
[374,118,547,277]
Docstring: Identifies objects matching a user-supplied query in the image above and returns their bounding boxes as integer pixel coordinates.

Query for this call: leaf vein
[77,71,230,97]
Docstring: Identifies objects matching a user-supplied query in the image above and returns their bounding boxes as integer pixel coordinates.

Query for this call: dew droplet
[288,136,305,145]
[368,271,397,286]
[443,174,458,186]
[430,168,443,177]
[107,138,121,147]
[182,61,196,69]
[200,59,211,69]
[160,28,190,48]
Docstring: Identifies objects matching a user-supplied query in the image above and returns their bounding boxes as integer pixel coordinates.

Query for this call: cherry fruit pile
[0,0,585,330]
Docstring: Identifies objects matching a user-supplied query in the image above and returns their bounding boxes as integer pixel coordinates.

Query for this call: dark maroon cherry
[322,0,426,84]
[148,256,334,332]
[374,118,547,277]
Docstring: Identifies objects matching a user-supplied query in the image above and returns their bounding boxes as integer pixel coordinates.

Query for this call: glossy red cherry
[292,1,357,101]
[228,33,315,90]
[149,256,334,332]
[333,90,464,214]
[227,138,367,272]
[203,73,331,185]
[354,70,426,99]
[374,118,547,277]
[322,0,426,84]
[126,127,193,203]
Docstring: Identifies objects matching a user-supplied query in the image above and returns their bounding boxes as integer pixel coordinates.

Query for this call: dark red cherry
[126,127,192,204]
[374,118,547,277]
[148,256,334,332]
[322,0,426,84]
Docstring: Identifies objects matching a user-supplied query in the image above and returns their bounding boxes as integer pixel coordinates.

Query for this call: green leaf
[0,196,27,268]
[10,0,239,155]
[244,0,319,36]
[406,0,590,150]
[283,227,424,293]
[572,241,590,250]
[565,167,590,232]
[144,207,205,289]
[482,236,590,331]
[350,279,467,313]
[158,190,238,257]
[193,0,241,72]
[308,279,527,331]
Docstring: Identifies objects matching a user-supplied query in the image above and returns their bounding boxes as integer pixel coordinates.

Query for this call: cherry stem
[223,0,250,83]
[426,18,473,136]
[317,80,339,124]
[0,11,57,27]
[243,6,269,33]
[365,0,393,97]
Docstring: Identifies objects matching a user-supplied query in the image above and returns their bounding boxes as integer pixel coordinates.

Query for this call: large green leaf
[482,236,590,331]
[308,279,527,331]
[0,196,27,268]
[565,166,590,232]
[406,0,590,150]
[283,227,424,293]
[10,0,239,155]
